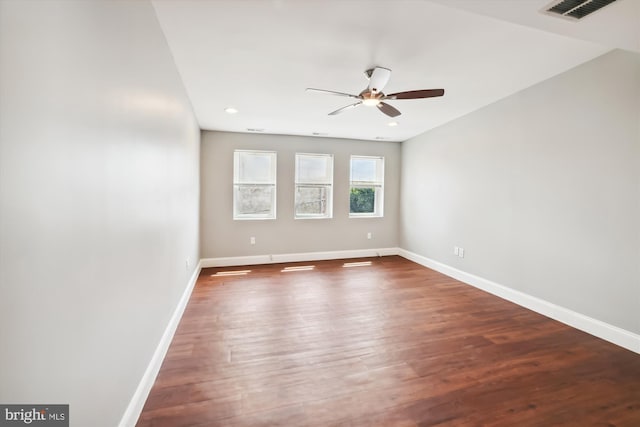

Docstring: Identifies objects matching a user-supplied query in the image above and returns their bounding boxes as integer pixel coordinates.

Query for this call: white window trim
[349,155,384,218]
[294,152,333,220]
[233,150,277,220]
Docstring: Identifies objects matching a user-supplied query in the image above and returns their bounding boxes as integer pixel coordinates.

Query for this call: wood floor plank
[137,256,640,426]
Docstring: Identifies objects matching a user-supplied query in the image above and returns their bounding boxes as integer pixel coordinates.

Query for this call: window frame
[349,155,384,218]
[233,149,277,220]
[294,152,334,220]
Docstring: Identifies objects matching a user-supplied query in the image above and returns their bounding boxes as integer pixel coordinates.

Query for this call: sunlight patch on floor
[342,261,373,268]
[281,265,315,272]
[212,270,251,276]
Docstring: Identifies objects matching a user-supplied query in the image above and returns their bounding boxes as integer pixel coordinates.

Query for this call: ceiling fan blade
[377,102,401,118]
[385,89,445,100]
[306,88,360,99]
[368,67,391,93]
[329,101,362,115]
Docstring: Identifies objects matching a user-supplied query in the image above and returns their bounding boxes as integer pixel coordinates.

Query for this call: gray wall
[201,131,400,258]
[0,2,200,426]
[401,49,640,334]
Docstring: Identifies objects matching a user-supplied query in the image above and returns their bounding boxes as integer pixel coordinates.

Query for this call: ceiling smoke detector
[542,0,619,21]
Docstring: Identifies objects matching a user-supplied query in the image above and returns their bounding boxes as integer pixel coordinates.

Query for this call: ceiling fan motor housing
[306,66,444,118]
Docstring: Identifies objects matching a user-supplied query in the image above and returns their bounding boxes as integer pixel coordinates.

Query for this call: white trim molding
[201,247,400,268]
[118,260,203,427]
[398,249,640,355]
[120,247,639,427]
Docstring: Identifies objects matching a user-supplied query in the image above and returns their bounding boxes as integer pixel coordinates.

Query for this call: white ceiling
[152,0,636,142]
[429,0,640,53]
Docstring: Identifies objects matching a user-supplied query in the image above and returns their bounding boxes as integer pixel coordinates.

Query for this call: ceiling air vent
[543,0,618,21]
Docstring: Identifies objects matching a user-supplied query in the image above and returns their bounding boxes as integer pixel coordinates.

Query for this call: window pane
[350,187,376,214]
[295,153,333,219]
[234,185,275,217]
[351,157,377,183]
[296,154,332,184]
[350,156,383,217]
[233,150,276,220]
[295,186,330,217]
[236,151,275,183]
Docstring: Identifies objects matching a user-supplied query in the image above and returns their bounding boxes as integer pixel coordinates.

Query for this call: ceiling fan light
[362,98,381,107]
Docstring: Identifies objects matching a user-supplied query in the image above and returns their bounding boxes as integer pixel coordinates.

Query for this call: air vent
[543,0,618,20]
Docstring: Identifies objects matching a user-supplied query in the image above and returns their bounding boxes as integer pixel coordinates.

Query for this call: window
[295,153,333,219]
[233,150,276,220]
[350,155,384,218]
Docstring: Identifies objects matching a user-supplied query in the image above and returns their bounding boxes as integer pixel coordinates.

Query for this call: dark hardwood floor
[137,256,640,426]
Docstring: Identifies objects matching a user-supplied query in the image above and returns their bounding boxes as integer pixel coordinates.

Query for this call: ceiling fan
[306,66,444,118]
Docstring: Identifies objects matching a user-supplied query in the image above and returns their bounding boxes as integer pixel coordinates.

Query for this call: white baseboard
[120,247,639,427]
[120,248,399,425]
[200,247,400,268]
[398,249,640,355]
[118,261,202,427]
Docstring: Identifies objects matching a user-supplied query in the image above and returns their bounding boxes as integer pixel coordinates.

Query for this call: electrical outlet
[250,237,256,245]
[367,232,372,240]
[454,246,459,256]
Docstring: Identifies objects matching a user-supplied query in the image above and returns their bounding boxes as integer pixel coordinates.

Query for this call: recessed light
[388,121,398,127]
[224,107,238,114]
